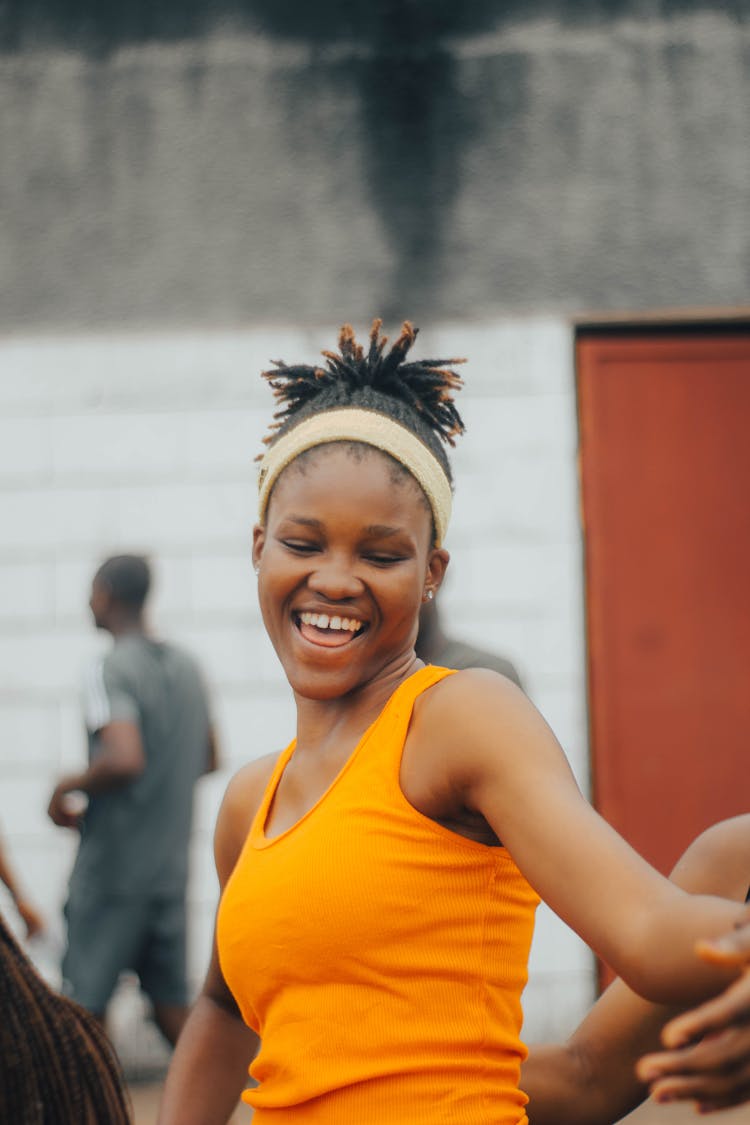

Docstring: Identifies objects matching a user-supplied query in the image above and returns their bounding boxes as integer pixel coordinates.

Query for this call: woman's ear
[252,524,266,573]
[425,548,450,598]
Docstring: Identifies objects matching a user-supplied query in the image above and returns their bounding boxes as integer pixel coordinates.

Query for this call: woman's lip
[297,620,359,648]
[293,612,368,648]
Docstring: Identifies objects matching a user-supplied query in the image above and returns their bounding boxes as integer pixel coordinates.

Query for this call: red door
[577,328,750,884]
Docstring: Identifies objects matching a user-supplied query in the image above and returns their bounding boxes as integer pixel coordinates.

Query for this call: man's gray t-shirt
[70,634,211,897]
[433,638,524,690]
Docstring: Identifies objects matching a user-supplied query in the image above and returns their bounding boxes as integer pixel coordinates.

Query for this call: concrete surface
[3,6,750,328]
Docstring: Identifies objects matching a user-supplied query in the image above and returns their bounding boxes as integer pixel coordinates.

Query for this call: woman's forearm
[157,994,258,1125]
[626,892,743,1004]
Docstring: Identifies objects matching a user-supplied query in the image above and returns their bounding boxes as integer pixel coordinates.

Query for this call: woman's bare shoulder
[413,666,544,781]
[222,752,281,808]
[429,665,527,704]
[214,751,283,884]
[419,666,540,741]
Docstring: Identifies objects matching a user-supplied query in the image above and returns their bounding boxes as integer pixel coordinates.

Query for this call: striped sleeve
[82,656,112,733]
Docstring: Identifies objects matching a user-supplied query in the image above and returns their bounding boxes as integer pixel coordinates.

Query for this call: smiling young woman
[157,321,749,1125]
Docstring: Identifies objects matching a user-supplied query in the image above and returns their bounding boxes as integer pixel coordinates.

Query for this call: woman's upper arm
[213,755,277,887]
[428,672,659,954]
[202,755,278,1009]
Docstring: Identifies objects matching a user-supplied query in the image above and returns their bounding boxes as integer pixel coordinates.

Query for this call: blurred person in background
[416,589,524,688]
[0,825,44,938]
[47,553,219,1047]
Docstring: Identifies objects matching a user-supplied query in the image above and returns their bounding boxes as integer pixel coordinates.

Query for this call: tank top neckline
[250,665,448,850]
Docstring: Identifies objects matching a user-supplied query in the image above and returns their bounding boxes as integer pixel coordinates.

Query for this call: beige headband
[257,408,452,545]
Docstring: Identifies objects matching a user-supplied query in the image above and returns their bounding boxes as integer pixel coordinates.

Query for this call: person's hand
[47,779,86,829]
[636,917,750,1113]
[16,897,44,939]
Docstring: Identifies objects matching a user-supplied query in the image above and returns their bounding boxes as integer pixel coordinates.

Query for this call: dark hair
[260,320,466,484]
[95,555,151,610]
[0,912,132,1123]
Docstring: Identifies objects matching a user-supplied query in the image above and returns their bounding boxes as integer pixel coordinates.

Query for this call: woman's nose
[307,555,364,600]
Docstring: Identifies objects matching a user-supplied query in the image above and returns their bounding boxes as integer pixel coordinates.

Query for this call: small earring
[425,588,434,601]
[253,563,260,575]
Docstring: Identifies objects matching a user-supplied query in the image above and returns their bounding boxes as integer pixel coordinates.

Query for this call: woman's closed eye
[363,552,408,566]
[281,539,321,554]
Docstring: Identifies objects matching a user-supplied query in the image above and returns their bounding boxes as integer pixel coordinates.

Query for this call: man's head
[89,555,151,631]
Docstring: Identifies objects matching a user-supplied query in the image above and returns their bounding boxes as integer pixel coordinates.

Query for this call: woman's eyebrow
[362,524,406,538]
[281,515,324,529]
[278,517,408,539]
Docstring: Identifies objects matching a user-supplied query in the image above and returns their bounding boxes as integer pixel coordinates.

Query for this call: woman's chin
[288,666,362,701]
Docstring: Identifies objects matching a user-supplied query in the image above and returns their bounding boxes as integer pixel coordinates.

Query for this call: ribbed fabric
[217,666,539,1124]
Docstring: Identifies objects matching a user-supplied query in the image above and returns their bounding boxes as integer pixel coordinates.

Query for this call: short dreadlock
[0,911,132,1124]
[259,319,465,483]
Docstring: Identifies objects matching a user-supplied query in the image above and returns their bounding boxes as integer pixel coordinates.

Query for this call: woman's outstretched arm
[423,670,745,1003]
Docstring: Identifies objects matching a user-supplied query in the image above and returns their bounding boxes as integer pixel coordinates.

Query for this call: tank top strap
[249,666,455,846]
[250,739,296,845]
[374,664,456,759]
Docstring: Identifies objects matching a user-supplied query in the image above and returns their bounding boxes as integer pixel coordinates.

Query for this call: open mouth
[294,611,367,648]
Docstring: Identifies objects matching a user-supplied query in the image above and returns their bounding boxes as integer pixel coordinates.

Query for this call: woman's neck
[292,652,421,757]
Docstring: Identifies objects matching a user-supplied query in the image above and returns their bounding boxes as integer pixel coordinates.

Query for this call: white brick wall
[0,318,593,1046]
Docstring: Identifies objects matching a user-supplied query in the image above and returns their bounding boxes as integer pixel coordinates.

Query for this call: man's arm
[204,725,221,776]
[0,832,44,937]
[523,814,750,1124]
[47,719,145,827]
[524,978,676,1124]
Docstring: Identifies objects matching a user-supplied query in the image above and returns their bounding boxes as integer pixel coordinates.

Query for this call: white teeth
[299,612,362,633]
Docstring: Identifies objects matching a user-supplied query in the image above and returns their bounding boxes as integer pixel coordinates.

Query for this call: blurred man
[416,592,524,689]
[48,554,218,1045]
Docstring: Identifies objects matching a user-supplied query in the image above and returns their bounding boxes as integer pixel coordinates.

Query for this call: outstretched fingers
[637,1025,750,1113]
[668,973,750,1053]
[635,926,750,1116]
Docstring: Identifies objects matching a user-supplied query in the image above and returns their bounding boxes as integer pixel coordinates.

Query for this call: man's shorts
[62,884,189,1015]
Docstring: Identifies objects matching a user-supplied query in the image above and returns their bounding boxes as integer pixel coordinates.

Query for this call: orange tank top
[217,666,539,1124]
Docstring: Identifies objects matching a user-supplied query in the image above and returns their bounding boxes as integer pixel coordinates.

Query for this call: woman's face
[253,444,449,700]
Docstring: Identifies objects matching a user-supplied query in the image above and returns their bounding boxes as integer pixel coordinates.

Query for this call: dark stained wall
[1,1,748,328]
